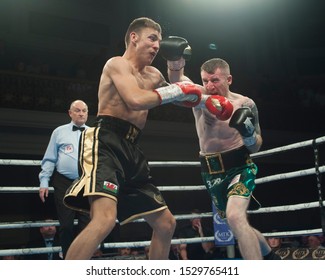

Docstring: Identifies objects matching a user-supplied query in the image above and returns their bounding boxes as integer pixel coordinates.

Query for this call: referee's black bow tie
[72,125,85,131]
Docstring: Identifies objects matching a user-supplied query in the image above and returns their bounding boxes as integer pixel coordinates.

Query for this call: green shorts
[200,146,260,218]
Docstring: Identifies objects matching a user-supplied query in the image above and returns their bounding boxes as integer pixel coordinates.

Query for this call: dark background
[0,0,324,250]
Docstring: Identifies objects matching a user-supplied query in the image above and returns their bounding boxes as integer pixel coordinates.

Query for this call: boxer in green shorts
[162,44,281,259]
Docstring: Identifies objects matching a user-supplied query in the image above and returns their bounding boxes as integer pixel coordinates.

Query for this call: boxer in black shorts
[64,115,167,225]
[62,17,206,260]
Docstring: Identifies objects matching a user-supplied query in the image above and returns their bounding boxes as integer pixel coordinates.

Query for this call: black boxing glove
[229,107,257,146]
[159,36,192,61]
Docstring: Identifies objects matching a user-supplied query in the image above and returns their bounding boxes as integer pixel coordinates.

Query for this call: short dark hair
[201,58,230,75]
[124,17,161,47]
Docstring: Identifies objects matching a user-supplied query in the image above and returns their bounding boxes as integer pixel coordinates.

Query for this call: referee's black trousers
[51,171,90,258]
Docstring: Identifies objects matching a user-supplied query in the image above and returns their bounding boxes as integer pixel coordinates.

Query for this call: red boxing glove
[205,95,233,121]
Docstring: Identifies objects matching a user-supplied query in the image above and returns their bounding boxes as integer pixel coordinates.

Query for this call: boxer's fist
[229,107,257,146]
[154,82,202,106]
[174,82,202,107]
[205,95,233,121]
[159,36,192,61]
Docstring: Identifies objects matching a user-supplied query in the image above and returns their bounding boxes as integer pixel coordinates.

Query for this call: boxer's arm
[168,59,192,84]
[248,105,263,152]
[107,57,202,108]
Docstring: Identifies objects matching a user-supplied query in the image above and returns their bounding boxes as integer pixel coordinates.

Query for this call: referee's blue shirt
[39,122,88,188]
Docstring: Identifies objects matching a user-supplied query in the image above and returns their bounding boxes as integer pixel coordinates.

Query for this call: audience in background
[266,236,283,250]
[118,247,131,257]
[168,243,181,260]
[177,209,216,260]
[302,235,325,249]
[26,220,62,260]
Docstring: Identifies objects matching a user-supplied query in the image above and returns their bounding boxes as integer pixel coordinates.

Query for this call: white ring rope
[0,185,207,193]
[0,213,214,230]
[1,228,325,258]
[1,136,324,167]
[0,237,215,257]
[247,201,325,214]
[251,135,325,158]
[2,196,325,231]
[255,166,325,184]
[2,197,325,231]
[0,136,324,257]
[1,164,324,194]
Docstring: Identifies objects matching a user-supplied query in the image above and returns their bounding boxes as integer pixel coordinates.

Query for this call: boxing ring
[0,136,324,259]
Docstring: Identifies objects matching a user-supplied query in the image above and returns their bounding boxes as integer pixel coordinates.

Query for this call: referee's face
[69,101,88,126]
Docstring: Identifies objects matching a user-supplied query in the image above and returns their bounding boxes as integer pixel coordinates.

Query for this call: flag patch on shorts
[103,181,118,194]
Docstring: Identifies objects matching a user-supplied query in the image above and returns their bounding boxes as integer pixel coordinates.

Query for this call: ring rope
[2,227,325,258]
[1,136,324,167]
[0,185,208,193]
[1,164,325,194]
[251,135,325,158]
[255,166,325,184]
[0,237,214,257]
[0,213,214,229]
[1,198,325,231]
[247,201,325,214]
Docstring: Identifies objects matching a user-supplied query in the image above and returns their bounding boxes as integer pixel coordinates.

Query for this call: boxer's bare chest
[134,70,157,90]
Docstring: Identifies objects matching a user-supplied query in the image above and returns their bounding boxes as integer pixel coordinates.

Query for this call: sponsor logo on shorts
[103,181,118,194]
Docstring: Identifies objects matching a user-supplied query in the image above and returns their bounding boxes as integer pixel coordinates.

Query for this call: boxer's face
[201,68,232,96]
[132,28,161,65]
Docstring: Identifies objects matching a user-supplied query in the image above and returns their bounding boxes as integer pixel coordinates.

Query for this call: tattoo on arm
[250,103,261,135]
